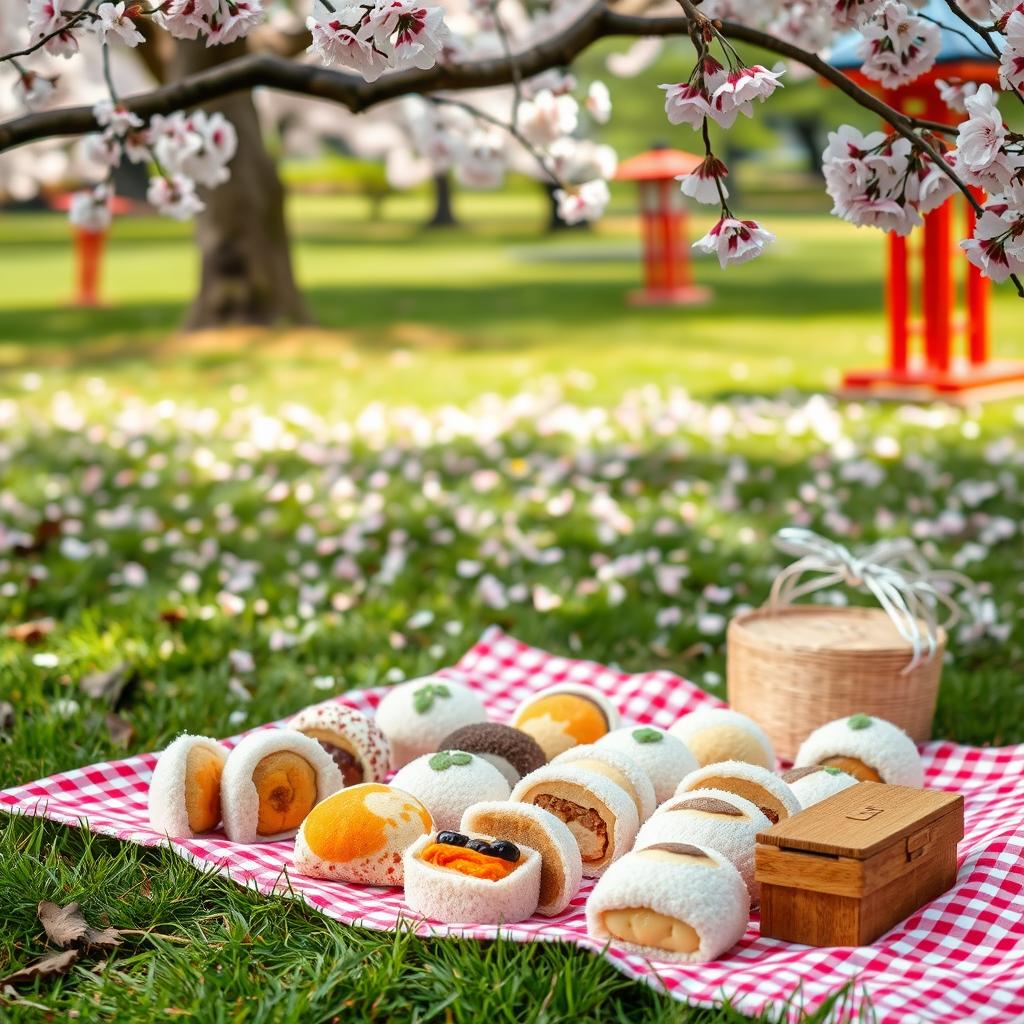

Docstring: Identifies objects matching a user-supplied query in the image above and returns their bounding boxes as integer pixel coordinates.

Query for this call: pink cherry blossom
[95,2,145,46]
[585,81,612,124]
[956,85,1023,192]
[936,78,979,115]
[13,71,58,110]
[68,184,113,232]
[1000,12,1024,91]
[93,100,144,135]
[961,206,1024,283]
[517,90,579,146]
[27,0,80,57]
[830,0,883,28]
[147,174,205,219]
[660,82,711,130]
[693,216,775,268]
[554,179,610,225]
[455,128,506,189]
[678,155,729,206]
[370,0,447,72]
[711,65,784,123]
[306,7,390,81]
[857,2,940,89]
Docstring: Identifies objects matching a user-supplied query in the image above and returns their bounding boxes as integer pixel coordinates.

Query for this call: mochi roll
[794,714,925,788]
[148,734,230,839]
[511,763,639,877]
[221,729,343,843]
[404,832,542,924]
[676,761,800,825]
[391,750,511,832]
[462,801,583,917]
[669,708,775,770]
[290,703,391,787]
[439,722,547,786]
[375,677,487,769]
[634,788,770,900]
[596,726,699,803]
[782,765,860,809]
[511,684,619,760]
[586,843,749,964]
[552,744,657,823]
[293,783,433,886]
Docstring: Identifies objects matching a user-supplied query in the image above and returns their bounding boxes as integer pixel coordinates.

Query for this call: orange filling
[517,694,607,745]
[184,745,224,833]
[420,843,518,882]
[252,751,318,836]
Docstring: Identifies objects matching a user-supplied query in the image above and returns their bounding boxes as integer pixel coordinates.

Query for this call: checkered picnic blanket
[3,628,1024,1023]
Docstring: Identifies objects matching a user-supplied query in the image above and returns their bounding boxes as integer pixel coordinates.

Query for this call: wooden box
[756,782,963,947]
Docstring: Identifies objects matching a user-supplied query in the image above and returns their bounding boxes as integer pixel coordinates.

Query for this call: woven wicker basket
[727,605,945,762]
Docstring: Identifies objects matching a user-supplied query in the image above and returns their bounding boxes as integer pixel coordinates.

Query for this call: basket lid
[757,782,962,859]
[730,606,946,655]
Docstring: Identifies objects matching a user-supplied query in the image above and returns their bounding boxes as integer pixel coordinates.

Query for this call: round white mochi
[461,801,583,918]
[391,750,511,832]
[784,765,860,809]
[635,787,771,901]
[675,761,801,824]
[586,844,750,964]
[669,708,776,770]
[403,832,542,925]
[552,743,657,823]
[510,762,640,878]
[148,734,229,839]
[221,729,344,844]
[794,714,925,788]
[596,726,699,804]
[375,677,487,769]
[290,702,391,784]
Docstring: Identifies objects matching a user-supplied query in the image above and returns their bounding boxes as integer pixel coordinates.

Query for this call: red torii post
[839,60,1024,399]
[616,146,711,306]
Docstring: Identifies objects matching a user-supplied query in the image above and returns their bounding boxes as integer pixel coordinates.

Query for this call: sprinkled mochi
[438,722,547,786]
[293,783,433,886]
[391,750,510,832]
[794,714,925,787]
[375,677,487,769]
[290,702,391,786]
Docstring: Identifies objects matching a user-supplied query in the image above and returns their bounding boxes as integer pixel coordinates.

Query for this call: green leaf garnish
[429,750,472,771]
[632,728,663,744]
[822,766,844,775]
[413,683,450,714]
[847,714,873,731]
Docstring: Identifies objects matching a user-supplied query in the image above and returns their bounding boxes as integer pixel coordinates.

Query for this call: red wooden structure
[49,192,132,307]
[616,146,711,306]
[838,59,1024,399]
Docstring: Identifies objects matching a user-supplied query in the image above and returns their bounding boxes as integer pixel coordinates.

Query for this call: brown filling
[534,793,609,863]
[684,775,789,824]
[782,766,823,784]
[668,797,744,816]
[317,740,364,787]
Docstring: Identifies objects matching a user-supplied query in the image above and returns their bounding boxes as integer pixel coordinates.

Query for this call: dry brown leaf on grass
[0,701,13,733]
[6,618,56,644]
[79,663,137,708]
[104,712,136,748]
[37,902,123,950]
[0,948,80,988]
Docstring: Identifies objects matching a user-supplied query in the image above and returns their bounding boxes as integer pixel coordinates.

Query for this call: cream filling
[603,907,700,954]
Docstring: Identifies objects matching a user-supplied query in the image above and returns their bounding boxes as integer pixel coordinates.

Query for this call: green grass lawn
[1,194,1023,1022]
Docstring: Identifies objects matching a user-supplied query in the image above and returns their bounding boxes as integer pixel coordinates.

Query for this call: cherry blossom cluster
[69,103,237,229]
[306,0,448,82]
[402,70,616,226]
[822,125,956,236]
[660,38,784,269]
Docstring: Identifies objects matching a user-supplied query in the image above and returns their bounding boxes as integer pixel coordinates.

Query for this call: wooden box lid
[757,782,963,860]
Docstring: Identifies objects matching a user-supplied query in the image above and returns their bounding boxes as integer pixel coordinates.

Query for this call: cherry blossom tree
[2,0,1023,329]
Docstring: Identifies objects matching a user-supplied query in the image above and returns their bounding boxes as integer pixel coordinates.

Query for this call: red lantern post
[616,147,711,306]
[834,48,1024,399]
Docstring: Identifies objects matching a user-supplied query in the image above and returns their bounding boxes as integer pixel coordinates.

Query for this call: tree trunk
[425,172,458,228]
[172,39,312,330]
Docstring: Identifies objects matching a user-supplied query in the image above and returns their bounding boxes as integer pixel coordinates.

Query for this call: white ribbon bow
[769,527,978,674]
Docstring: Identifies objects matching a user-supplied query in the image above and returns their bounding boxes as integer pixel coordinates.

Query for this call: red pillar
[922,199,953,375]
[965,197,989,365]
[74,228,106,307]
[887,232,909,373]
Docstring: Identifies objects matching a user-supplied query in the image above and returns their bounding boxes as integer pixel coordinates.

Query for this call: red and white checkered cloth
[3,628,1024,1023]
